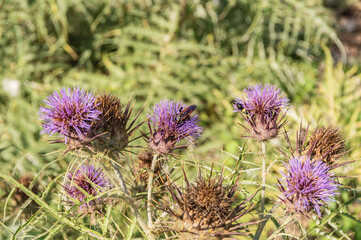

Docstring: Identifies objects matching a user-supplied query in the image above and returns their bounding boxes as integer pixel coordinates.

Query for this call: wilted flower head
[282,123,349,169]
[233,84,289,141]
[91,93,144,153]
[278,156,339,217]
[156,169,260,239]
[39,87,101,145]
[2,175,40,216]
[136,150,161,184]
[147,100,203,154]
[64,164,111,213]
[304,126,347,166]
[13,175,39,206]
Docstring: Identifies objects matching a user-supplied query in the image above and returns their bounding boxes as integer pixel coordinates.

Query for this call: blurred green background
[1,0,361,239]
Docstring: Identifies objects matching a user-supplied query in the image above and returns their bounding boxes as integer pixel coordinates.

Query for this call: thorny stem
[254,141,267,240]
[107,153,155,240]
[147,153,159,228]
[123,195,155,240]
[268,214,294,239]
[110,160,128,193]
[260,141,267,217]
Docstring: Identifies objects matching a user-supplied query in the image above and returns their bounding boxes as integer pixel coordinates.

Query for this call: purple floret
[65,164,110,207]
[278,156,339,216]
[233,84,289,119]
[39,87,101,142]
[232,84,289,141]
[147,100,203,154]
[149,100,202,142]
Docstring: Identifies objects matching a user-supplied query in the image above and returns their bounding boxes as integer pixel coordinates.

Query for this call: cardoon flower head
[304,126,347,166]
[64,164,111,213]
[91,93,144,153]
[282,123,350,170]
[278,156,339,217]
[233,84,289,141]
[39,87,101,146]
[147,100,203,155]
[5,175,40,216]
[156,168,260,239]
[136,150,162,185]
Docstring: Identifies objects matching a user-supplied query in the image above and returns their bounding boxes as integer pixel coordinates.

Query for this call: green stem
[110,160,128,193]
[255,202,281,239]
[268,214,294,239]
[0,174,108,240]
[107,154,155,240]
[260,141,266,217]
[147,154,159,228]
[123,194,155,240]
[254,141,267,240]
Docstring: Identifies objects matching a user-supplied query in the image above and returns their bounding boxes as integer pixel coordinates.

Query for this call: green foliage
[0,0,342,164]
[0,0,360,239]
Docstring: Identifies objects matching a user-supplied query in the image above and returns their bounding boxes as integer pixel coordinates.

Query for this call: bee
[176,105,197,123]
[231,99,248,114]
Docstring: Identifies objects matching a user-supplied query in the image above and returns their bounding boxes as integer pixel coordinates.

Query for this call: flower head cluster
[157,169,259,239]
[64,164,111,213]
[39,87,101,144]
[233,84,289,141]
[278,156,339,217]
[147,100,203,154]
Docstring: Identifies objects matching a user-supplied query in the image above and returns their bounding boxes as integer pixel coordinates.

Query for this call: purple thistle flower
[147,100,203,154]
[39,87,101,143]
[278,156,339,217]
[232,84,289,141]
[64,164,110,212]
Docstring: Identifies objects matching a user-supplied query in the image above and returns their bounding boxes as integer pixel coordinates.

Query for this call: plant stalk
[107,153,155,240]
[147,154,159,228]
[254,141,267,239]
[110,160,128,193]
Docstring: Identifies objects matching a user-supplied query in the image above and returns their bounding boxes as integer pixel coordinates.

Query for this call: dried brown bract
[304,126,347,166]
[131,150,168,192]
[156,168,261,239]
[282,123,350,170]
[14,175,39,206]
[91,93,144,154]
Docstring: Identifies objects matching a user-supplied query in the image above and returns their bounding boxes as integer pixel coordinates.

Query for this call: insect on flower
[147,100,203,155]
[231,99,248,114]
[175,104,197,124]
[232,84,289,141]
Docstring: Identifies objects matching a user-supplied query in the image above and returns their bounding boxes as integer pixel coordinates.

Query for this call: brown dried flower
[304,126,346,166]
[156,169,260,239]
[14,175,39,207]
[282,123,350,170]
[91,93,139,153]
